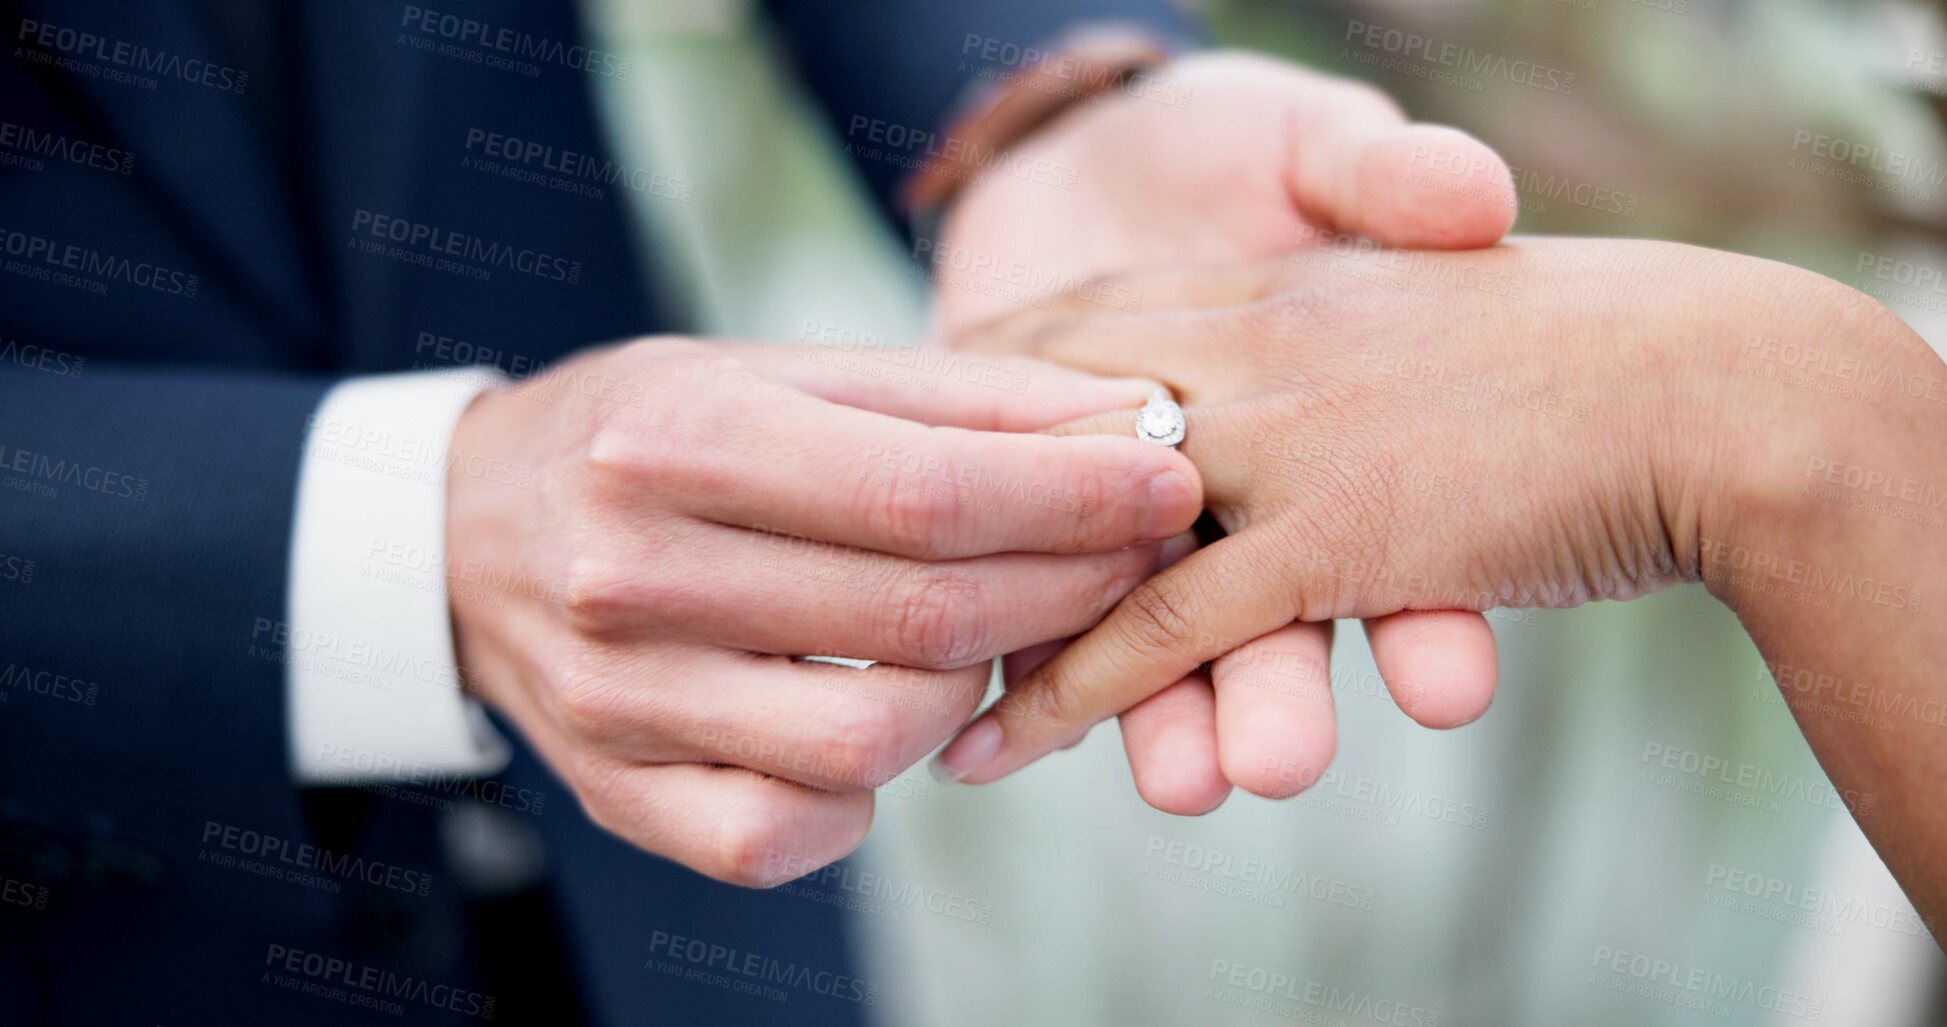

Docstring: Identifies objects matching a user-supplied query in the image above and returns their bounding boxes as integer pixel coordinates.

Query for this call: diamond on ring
[1135,388,1185,447]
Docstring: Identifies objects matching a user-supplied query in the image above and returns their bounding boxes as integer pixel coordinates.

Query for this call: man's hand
[934,52,1521,813]
[443,338,1200,885]
[931,238,1894,792]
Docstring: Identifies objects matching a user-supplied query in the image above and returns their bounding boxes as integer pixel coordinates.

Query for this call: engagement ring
[1135,388,1185,447]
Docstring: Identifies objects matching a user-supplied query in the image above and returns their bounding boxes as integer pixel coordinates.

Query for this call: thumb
[1288,90,1518,250]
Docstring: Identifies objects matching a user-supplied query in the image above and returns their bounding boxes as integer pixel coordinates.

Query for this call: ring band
[1135,387,1186,448]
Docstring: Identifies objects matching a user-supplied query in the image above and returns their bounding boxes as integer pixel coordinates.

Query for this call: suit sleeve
[0,363,325,823]
[762,0,1203,224]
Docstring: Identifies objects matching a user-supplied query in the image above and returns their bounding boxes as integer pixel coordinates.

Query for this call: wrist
[1682,259,1939,611]
[443,385,534,708]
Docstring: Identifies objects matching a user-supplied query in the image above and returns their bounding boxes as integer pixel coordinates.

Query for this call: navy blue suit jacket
[0,1,1193,1024]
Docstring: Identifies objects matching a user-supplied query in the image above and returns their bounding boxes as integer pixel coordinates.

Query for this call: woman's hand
[929,237,1947,931]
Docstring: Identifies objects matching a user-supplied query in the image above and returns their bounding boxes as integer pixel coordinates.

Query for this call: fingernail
[1140,470,1197,540]
[1156,530,1197,570]
[929,717,1003,784]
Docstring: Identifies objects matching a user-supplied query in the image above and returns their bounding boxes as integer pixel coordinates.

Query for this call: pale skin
[441,51,1517,884]
[933,237,1947,934]
[444,340,1207,885]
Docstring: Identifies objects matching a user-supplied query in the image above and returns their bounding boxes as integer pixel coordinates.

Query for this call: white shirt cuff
[286,370,513,784]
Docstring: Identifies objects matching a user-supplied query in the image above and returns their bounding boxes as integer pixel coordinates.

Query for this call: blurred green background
[582,0,1946,1023]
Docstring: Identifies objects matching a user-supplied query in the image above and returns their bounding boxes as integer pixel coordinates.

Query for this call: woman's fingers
[1211,621,1338,798]
[931,536,1298,785]
[1296,123,1518,250]
[1362,610,1499,728]
[1118,673,1232,815]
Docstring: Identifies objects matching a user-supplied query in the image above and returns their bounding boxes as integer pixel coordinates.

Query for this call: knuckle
[887,573,989,669]
[581,412,660,485]
[567,753,637,837]
[1115,582,1201,662]
[811,700,907,788]
[550,650,629,742]
[995,671,1085,744]
[709,799,792,888]
[1335,78,1405,120]
[858,468,956,558]
[561,558,638,632]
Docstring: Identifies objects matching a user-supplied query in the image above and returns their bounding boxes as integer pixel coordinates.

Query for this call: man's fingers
[495,680,876,888]
[719,342,1168,432]
[1117,673,1232,815]
[1361,610,1499,728]
[1211,621,1338,799]
[676,657,991,792]
[654,376,1201,560]
[931,537,1298,784]
[545,647,986,792]
[649,527,1185,671]
[577,761,876,889]
[1038,407,1261,509]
